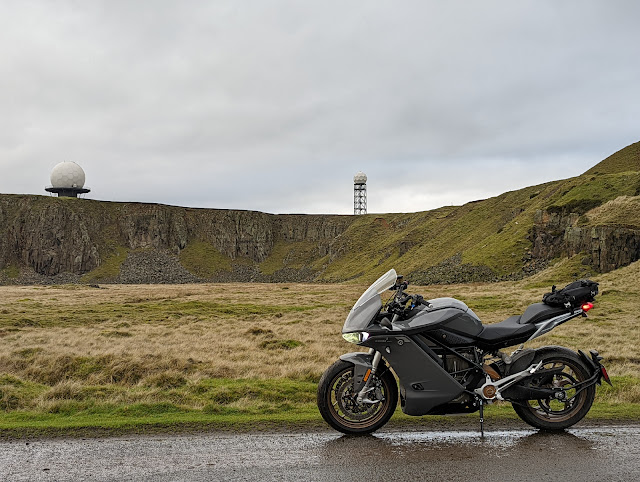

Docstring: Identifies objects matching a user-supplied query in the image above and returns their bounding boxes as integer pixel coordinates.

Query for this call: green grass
[0,376,317,413]
[524,255,596,288]
[1,377,637,437]
[546,172,640,214]
[0,265,20,279]
[0,406,321,435]
[585,141,640,175]
[81,247,128,282]
[3,402,638,436]
[179,241,232,277]
[0,299,322,328]
[259,240,317,275]
[0,377,321,435]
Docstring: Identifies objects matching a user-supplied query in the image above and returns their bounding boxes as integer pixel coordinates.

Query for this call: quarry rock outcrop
[409,253,499,285]
[0,195,353,283]
[529,209,640,272]
[565,225,640,273]
[3,198,101,275]
[2,193,640,285]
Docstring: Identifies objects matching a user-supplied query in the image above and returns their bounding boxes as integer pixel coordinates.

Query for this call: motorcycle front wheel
[317,359,397,434]
[512,348,596,430]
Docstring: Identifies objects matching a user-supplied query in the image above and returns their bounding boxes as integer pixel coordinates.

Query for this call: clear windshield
[343,269,397,333]
[353,269,397,310]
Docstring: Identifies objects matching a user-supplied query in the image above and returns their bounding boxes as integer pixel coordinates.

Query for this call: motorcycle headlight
[342,332,370,344]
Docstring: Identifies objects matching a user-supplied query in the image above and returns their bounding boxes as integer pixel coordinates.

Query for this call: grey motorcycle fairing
[360,334,465,416]
[392,298,483,336]
[341,298,477,415]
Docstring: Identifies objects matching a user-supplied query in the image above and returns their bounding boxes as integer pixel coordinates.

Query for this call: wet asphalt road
[1,427,640,481]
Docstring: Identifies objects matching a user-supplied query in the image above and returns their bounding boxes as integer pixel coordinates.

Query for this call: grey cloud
[0,1,638,214]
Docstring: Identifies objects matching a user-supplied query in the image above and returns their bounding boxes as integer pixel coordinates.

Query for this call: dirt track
[2,426,640,481]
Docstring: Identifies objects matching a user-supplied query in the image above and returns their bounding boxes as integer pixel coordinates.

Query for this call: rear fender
[505,348,536,376]
[339,352,374,393]
[505,346,579,376]
[578,349,613,386]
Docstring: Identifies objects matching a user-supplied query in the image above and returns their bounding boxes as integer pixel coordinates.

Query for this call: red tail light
[581,302,594,312]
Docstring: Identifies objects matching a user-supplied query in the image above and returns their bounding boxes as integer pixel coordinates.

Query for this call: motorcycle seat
[519,302,572,325]
[474,315,536,347]
[473,303,572,348]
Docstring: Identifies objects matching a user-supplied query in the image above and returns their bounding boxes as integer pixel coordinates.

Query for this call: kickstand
[479,399,484,438]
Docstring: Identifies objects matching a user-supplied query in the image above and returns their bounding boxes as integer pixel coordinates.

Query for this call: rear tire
[317,359,397,434]
[512,348,595,430]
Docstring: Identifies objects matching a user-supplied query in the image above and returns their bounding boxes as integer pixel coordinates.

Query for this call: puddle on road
[319,427,640,462]
[2,427,639,480]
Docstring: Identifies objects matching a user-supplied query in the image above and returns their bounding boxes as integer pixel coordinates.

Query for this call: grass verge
[2,402,638,440]
[1,377,637,439]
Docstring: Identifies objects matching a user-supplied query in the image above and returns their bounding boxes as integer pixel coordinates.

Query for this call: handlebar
[385,281,431,318]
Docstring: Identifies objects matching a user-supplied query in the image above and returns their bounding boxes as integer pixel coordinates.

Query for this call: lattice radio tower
[353,172,367,215]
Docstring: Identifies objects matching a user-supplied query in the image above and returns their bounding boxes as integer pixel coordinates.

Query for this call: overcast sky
[1,1,638,214]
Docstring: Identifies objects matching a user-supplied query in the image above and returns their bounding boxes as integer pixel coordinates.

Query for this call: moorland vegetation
[0,258,639,434]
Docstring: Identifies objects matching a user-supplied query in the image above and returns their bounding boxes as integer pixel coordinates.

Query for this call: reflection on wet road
[2,427,640,481]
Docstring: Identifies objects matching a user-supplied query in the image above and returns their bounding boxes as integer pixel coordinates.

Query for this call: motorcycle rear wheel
[317,359,397,434]
[512,348,596,430]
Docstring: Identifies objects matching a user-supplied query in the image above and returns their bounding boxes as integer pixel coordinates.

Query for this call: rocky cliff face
[0,195,354,283]
[2,189,640,285]
[113,204,350,262]
[2,197,101,276]
[529,209,640,273]
[566,225,640,272]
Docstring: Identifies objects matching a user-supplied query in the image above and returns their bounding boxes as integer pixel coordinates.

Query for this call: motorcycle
[317,269,611,434]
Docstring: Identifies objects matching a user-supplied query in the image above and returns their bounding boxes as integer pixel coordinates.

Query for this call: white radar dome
[354,171,367,184]
[50,161,86,189]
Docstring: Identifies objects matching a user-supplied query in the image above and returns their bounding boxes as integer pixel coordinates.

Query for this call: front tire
[512,348,596,430]
[317,359,397,434]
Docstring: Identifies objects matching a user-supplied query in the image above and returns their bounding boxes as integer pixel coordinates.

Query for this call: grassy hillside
[3,141,640,285]
[585,141,640,176]
[314,172,640,284]
[283,141,640,284]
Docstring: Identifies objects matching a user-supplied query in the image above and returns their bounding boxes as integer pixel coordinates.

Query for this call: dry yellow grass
[0,283,362,384]
[0,260,638,412]
[586,195,640,226]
